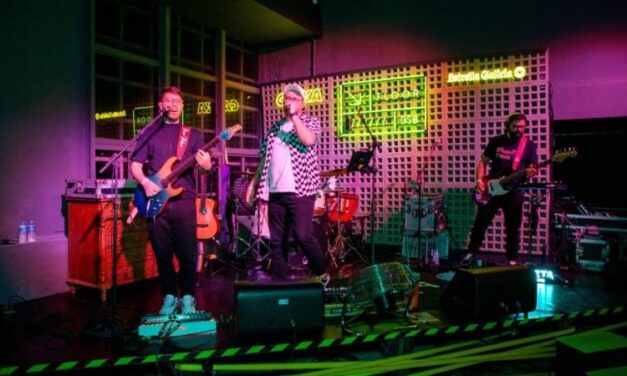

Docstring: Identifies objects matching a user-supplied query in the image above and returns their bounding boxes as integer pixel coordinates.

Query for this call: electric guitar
[134,124,242,218]
[473,147,577,205]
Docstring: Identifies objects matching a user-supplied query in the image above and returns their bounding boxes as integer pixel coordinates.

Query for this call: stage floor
[2,249,626,374]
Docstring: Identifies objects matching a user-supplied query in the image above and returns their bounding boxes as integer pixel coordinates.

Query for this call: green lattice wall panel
[261,50,550,254]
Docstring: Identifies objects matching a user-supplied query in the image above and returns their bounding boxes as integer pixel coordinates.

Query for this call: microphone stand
[356,108,381,264]
[87,110,166,341]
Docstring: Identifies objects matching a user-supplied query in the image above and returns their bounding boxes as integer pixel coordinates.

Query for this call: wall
[259,0,627,121]
[0,0,91,241]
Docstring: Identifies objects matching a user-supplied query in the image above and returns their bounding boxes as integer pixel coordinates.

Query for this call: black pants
[467,192,524,261]
[148,198,197,296]
[267,192,325,279]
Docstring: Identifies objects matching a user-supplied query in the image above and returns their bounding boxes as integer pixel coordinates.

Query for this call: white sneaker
[181,295,197,314]
[159,294,179,315]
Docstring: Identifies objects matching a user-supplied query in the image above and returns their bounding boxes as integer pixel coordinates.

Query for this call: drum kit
[228,166,367,274]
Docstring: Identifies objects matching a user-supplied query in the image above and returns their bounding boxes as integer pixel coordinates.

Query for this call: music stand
[347,149,373,174]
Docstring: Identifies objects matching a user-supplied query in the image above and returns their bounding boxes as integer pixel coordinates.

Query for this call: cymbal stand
[356,107,381,264]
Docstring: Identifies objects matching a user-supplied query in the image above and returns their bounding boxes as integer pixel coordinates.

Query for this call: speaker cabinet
[235,280,324,337]
[441,265,537,321]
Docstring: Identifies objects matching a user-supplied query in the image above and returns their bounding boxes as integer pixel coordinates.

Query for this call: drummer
[247,83,329,285]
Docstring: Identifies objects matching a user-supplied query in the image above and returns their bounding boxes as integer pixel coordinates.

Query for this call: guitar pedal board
[138,311,217,338]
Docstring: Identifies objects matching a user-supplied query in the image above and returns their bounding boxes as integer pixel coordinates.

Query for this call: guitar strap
[512,135,528,171]
[176,125,191,160]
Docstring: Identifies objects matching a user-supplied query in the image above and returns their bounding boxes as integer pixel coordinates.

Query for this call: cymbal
[320,168,347,178]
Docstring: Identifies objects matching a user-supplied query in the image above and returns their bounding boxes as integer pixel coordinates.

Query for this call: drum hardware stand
[233,198,270,278]
[522,186,555,266]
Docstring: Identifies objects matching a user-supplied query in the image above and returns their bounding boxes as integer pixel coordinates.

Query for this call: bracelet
[140,177,149,186]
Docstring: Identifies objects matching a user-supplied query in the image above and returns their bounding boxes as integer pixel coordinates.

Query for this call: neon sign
[274,88,325,108]
[335,74,427,138]
[95,110,127,120]
[197,99,240,114]
[447,66,527,85]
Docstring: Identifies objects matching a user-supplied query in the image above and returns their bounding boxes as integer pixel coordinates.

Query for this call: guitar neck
[499,157,551,185]
[163,136,221,186]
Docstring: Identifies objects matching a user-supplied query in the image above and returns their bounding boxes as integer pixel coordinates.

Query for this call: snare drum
[326,192,359,223]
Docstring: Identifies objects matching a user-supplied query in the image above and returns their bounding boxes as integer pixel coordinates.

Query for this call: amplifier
[65,178,137,199]
[235,280,324,337]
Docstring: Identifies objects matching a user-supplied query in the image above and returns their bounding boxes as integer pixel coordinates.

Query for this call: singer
[247,83,328,284]
[130,86,212,315]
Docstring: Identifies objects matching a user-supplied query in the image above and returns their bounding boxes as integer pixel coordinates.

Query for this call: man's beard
[509,130,522,139]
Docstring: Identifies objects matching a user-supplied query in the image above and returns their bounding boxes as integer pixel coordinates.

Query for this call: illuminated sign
[197,102,211,115]
[274,88,325,108]
[335,74,427,138]
[132,106,155,135]
[95,110,127,120]
[196,99,240,114]
[447,66,527,85]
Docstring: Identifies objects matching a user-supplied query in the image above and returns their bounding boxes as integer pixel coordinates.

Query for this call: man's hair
[159,86,184,101]
[505,112,527,128]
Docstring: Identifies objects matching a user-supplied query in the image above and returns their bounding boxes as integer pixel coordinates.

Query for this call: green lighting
[447,66,527,84]
[274,87,325,107]
[335,74,427,138]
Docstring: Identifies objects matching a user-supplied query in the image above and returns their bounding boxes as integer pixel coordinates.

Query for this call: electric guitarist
[465,112,538,267]
[130,87,212,315]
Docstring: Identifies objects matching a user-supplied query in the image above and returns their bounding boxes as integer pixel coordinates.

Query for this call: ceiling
[163,0,322,48]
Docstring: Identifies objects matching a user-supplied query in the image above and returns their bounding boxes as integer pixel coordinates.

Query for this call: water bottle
[27,220,36,243]
[432,249,440,267]
[18,221,27,244]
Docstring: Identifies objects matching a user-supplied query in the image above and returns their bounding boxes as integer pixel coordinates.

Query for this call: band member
[131,86,212,314]
[465,112,538,266]
[247,83,328,283]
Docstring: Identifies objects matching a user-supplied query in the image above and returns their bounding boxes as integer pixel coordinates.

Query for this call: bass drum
[287,221,328,272]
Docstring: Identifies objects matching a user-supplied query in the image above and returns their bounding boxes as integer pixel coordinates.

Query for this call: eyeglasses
[162,98,183,105]
[284,95,303,102]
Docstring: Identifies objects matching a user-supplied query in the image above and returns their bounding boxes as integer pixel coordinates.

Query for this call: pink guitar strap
[176,125,191,160]
[512,135,528,171]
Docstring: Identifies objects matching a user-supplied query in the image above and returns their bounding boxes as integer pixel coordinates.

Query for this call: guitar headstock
[552,147,578,163]
[220,123,242,141]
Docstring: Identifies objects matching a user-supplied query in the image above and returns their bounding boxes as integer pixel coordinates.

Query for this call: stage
[2,250,626,375]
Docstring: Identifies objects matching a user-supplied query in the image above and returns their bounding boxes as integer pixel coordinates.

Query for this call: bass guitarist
[131,86,212,315]
[464,112,538,266]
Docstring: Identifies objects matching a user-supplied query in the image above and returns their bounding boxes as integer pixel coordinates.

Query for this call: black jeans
[467,191,524,261]
[267,192,325,279]
[148,198,198,296]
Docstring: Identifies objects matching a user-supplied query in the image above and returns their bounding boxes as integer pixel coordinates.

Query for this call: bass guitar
[473,147,577,205]
[134,124,242,218]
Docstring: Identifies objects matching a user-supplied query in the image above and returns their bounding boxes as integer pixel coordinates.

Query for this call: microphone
[345,116,352,131]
